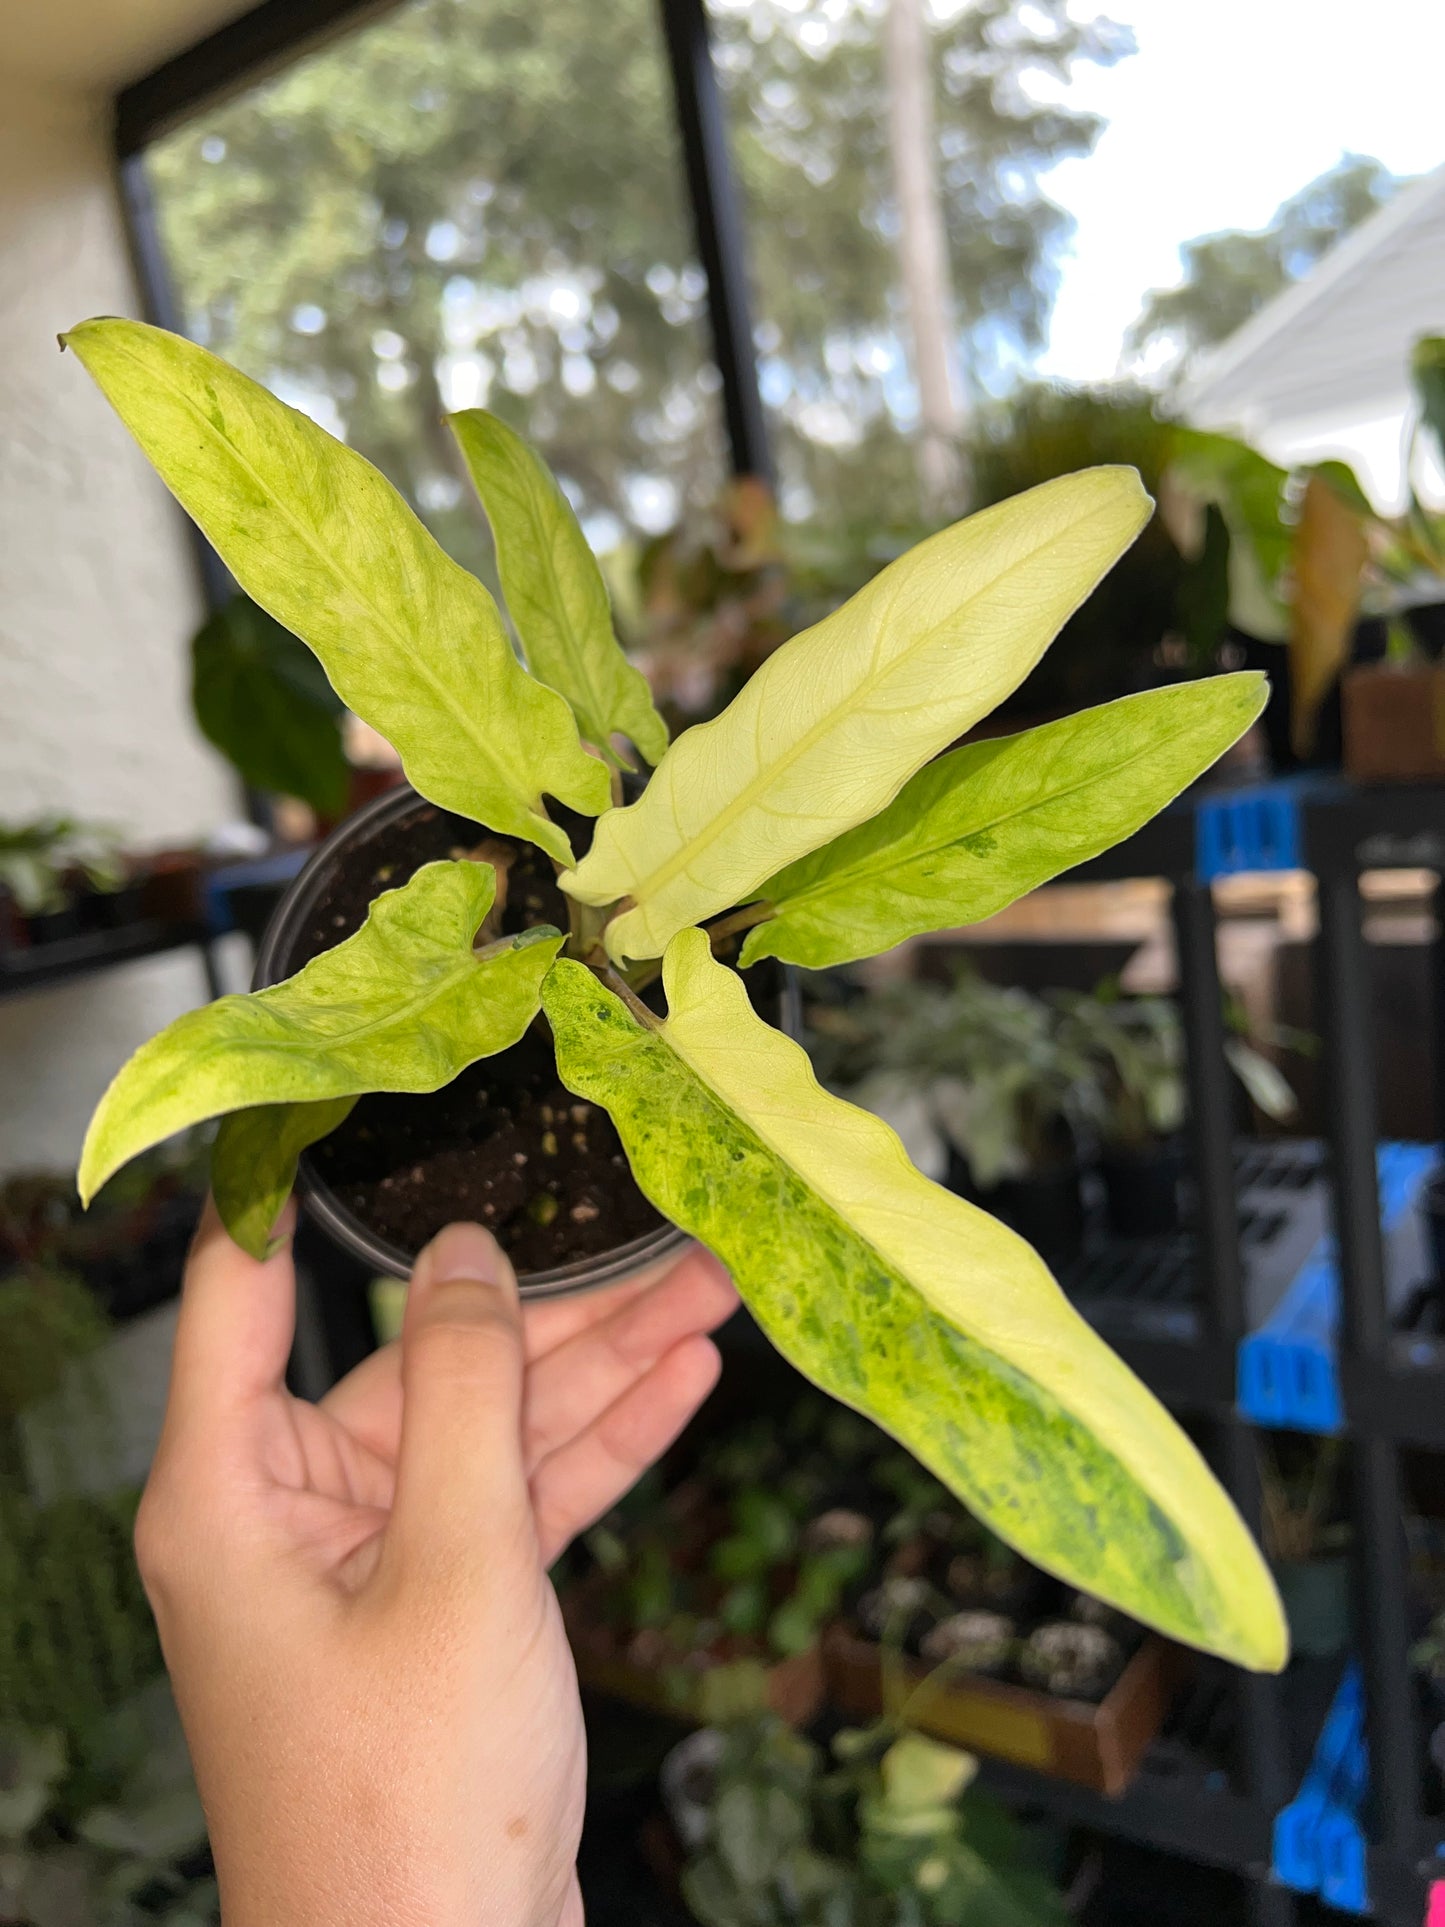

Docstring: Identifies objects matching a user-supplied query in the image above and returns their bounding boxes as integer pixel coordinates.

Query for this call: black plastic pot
[256,785,797,1298]
[79,881,146,933]
[1274,1556,1352,1660]
[1100,1138,1188,1240]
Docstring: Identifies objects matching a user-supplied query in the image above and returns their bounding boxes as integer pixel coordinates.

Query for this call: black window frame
[111,0,772,532]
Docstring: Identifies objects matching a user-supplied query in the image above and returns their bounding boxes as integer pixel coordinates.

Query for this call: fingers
[318,1339,401,1461]
[518,1268,662,1361]
[164,1197,299,1434]
[322,1248,737,1473]
[384,1223,532,1580]
[522,1249,736,1469]
[532,1334,722,1567]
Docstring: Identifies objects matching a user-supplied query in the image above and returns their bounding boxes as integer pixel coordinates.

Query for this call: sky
[1035,0,1445,382]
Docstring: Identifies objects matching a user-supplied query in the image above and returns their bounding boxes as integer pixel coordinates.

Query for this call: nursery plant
[64,317,1286,1671]
[677,1693,1068,1927]
[807,966,1102,1192]
[0,816,124,921]
[1056,980,1299,1150]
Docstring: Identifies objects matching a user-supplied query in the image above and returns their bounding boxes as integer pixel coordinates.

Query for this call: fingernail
[414,1221,515,1293]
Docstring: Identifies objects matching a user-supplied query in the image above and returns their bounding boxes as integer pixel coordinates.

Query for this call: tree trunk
[884,0,968,516]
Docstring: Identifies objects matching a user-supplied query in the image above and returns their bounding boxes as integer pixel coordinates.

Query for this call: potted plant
[1056,982,1299,1239]
[0,1681,216,1927]
[560,1464,846,1726]
[669,1687,1069,1926]
[0,817,128,948]
[808,967,1102,1267]
[1259,1436,1352,1661]
[63,315,1287,1671]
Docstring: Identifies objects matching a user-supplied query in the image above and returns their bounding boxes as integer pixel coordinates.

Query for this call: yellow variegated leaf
[449,408,668,768]
[542,932,1286,1670]
[79,863,562,1205]
[562,469,1151,961]
[740,676,1267,970]
[63,318,608,863]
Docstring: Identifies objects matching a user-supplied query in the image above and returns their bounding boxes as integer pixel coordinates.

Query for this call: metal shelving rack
[277,775,1445,1926]
[0,921,223,1004]
[1016,777,1445,1926]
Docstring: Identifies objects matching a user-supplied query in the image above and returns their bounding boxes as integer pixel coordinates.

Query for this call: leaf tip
[75,1137,105,1211]
[512,922,562,951]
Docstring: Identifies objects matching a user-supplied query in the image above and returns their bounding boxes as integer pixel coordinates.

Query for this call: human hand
[135,1206,736,1927]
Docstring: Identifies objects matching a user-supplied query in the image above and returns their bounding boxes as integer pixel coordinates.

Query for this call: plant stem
[596,962,660,1029]
[704,901,773,949]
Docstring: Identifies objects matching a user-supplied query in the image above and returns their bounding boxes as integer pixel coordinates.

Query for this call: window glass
[707,0,1444,533]
[146,0,727,577]
[705,0,1130,529]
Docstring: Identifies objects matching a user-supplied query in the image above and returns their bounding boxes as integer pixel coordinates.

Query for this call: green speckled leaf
[212,1096,356,1260]
[78,862,562,1204]
[542,934,1285,1670]
[63,318,608,861]
[450,409,668,769]
[741,675,1267,969]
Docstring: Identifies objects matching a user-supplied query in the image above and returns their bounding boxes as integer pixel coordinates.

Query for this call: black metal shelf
[290,775,1445,1925]
[0,920,217,1002]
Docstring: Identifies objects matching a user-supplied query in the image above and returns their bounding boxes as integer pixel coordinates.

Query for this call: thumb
[385,1222,532,1582]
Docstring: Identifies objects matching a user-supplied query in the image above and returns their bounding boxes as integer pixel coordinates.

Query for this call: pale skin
[135,1204,739,1927]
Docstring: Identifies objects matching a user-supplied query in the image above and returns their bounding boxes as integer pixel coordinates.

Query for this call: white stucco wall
[0,72,240,1176]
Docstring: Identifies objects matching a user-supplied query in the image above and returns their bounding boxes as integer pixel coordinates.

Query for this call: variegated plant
[67,317,1285,1673]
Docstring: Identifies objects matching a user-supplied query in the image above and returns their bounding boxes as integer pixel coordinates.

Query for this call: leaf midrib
[120,337,536,805]
[625,491,1130,909]
[505,463,611,737]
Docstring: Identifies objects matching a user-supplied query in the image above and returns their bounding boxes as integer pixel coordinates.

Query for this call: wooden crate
[562,1580,825,1728]
[822,1625,1184,1796]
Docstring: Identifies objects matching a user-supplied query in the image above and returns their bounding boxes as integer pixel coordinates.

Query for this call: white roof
[1184,163,1445,428]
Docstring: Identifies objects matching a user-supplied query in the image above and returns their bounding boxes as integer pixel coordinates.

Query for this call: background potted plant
[0,817,128,949]
[1259,1436,1353,1662]
[669,1676,1070,1925]
[559,1410,878,1725]
[808,966,1101,1268]
[0,1681,215,1927]
[62,314,1287,1671]
[1056,981,1300,1239]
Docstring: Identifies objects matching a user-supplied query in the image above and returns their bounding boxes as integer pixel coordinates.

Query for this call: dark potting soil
[293,801,666,1273]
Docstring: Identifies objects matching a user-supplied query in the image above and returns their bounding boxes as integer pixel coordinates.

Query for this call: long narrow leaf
[78,862,562,1203]
[542,934,1286,1670]
[740,675,1266,969]
[563,469,1151,961]
[63,319,608,862]
[450,409,668,768]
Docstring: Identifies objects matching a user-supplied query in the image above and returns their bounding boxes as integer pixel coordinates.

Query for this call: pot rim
[252,783,692,1296]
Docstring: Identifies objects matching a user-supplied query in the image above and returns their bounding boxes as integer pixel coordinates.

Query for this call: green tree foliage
[712,0,1131,512]
[147,0,1130,545]
[1127,153,1406,377]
